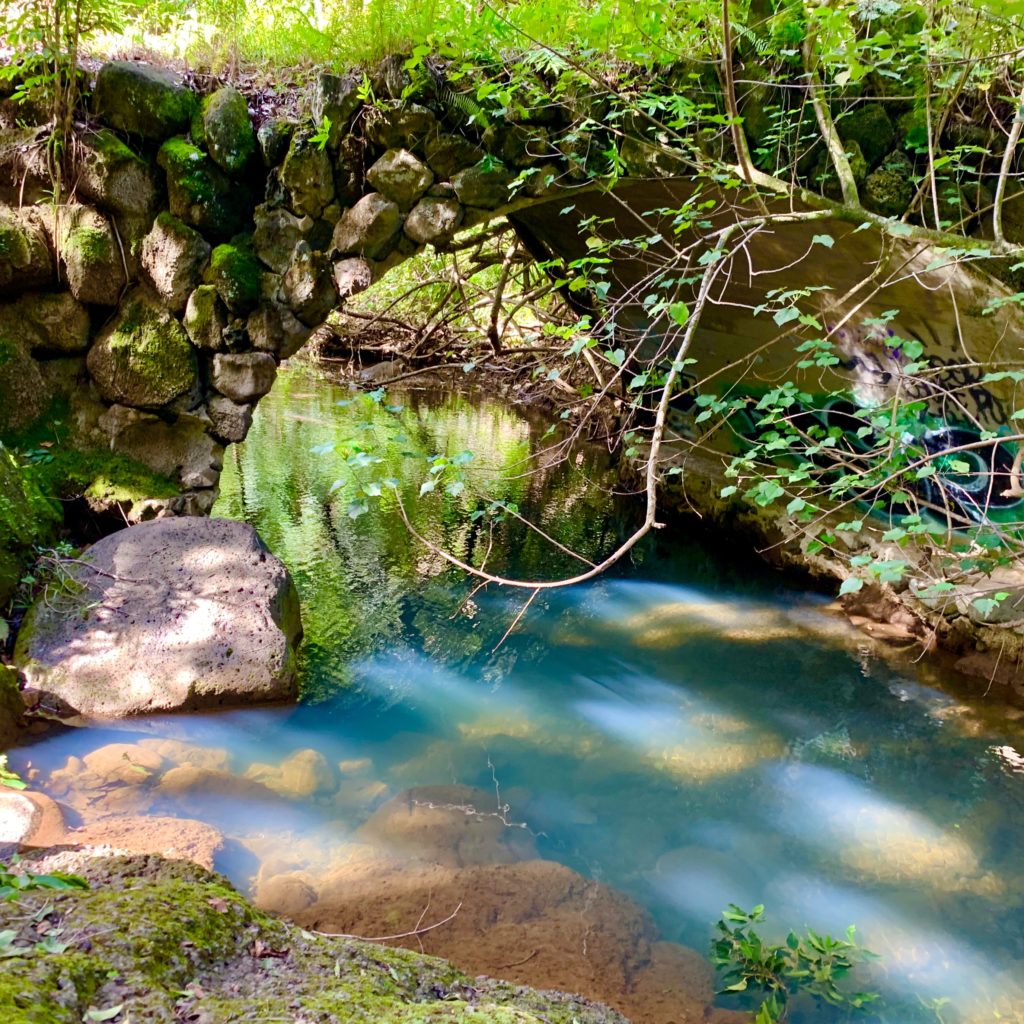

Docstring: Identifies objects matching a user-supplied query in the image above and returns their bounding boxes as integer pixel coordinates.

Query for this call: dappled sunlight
[762,763,997,895]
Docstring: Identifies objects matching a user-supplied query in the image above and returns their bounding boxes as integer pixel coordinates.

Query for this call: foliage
[711,904,879,1023]
[0,755,26,791]
[0,855,88,901]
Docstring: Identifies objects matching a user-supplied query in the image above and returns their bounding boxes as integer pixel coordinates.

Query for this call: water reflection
[12,366,1024,1023]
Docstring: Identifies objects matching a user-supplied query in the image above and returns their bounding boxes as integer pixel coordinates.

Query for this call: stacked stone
[0,60,579,516]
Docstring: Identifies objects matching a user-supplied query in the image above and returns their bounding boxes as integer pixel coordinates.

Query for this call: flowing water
[13,365,1024,1023]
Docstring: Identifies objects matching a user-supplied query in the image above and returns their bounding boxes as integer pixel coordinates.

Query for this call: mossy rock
[812,139,868,201]
[0,205,53,295]
[157,138,248,242]
[862,151,916,217]
[0,331,53,436]
[192,86,255,174]
[92,61,197,142]
[0,854,628,1023]
[86,287,198,408]
[205,238,262,315]
[838,103,895,170]
[58,206,126,307]
[77,129,159,219]
[0,447,61,608]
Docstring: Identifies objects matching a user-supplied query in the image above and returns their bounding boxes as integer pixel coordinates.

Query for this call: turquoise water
[15,366,1024,1023]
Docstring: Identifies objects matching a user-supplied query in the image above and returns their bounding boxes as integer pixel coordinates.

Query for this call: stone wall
[0,60,591,518]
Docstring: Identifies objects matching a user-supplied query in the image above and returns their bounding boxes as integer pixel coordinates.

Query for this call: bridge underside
[1,59,1022,530]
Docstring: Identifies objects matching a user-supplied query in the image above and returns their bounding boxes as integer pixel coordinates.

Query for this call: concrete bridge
[2,58,1023,528]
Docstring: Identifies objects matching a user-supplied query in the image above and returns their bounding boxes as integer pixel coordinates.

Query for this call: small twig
[311,902,462,942]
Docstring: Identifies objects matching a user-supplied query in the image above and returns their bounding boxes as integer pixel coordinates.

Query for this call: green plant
[0,755,26,791]
[0,854,88,900]
[0,0,127,183]
[711,904,879,1023]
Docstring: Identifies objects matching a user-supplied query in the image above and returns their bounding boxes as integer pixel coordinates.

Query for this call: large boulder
[366,148,433,209]
[183,284,227,350]
[57,204,126,306]
[253,203,315,274]
[364,101,437,150]
[310,73,361,149]
[281,245,337,326]
[425,132,486,180]
[839,103,896,171]
[211,351,277,402]
[93,61,196,141]
[0,204,53,294]
[0,331,52,434]
[191,86,254,174]
[862,151,916,217]
[205,239,262,315]
[2,291,89,355]
[86,287,198,408]
[140,212,211,313]
[452,161,512,208]
[76,128,159,218]
[405,197,464,246]
[14,517,302,720]
[0,853,630,1023]
[280,130,335,218]
[330,192,401,259]
[97,404,222,489]
[157,138,247,241]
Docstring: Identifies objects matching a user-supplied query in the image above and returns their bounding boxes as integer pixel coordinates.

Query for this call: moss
[0,856,626,1024]
[29,446,178,506]
[89,291,198,407]
[63,225,112,267]
[0,219,28,264]
[206,238,261,314]
[157,137,247,241]
[0,446,62,606]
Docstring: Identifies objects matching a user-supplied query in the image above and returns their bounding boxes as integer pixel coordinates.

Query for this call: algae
[0,855,627,1024]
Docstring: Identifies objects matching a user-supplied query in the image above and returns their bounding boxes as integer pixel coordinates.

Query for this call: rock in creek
[14,517,302,720]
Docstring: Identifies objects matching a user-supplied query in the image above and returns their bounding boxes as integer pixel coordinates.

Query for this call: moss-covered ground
[0,855,628,1024]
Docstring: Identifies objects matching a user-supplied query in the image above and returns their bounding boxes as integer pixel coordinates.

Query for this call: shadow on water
[13,366,1024,1024]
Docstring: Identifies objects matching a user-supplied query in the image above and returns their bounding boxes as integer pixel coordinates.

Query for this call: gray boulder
[247,302,310,357]
[207,394,254,442]
[366,148,433,209]
[452,161,512,208]
[98,404,221,490]
[14,517,302,720]
[282,245,337,326]
[331,193,401,259]
[364,102,437,150]
[183,285,227,350]
[280,130,335,218]
[404,197,463,246]
[212,351,277,402]
[87,287,198,408]
[58,205,126,306]
[0,205,53,294]
[158,138,246,240]
[3,291,89,354]
[253,204,315,274]
[0,332,51,433]
[141,212,212,313]
[311,73,361,149]
[93,61,196,141]
[193,86,254,174]
[333,257,373,300]
[257,118,295,167]
[77,129,159,218]
[424,133,485,180]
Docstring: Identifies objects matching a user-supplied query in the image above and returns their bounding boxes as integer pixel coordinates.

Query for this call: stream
[12,365,1024,1023]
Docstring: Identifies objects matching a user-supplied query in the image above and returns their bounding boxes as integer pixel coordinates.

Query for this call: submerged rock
[0,853,628,1024]
[14,517,302,720]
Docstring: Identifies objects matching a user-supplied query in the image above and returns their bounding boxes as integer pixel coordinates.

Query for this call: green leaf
[347,500,368,519]
[604,348,626,367]
[85,1007,124,1022]
[669,301,690,326]
[419,479,437,496]
[773,307,801,327]
[839,577,864,596]
[811,234,834,248]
